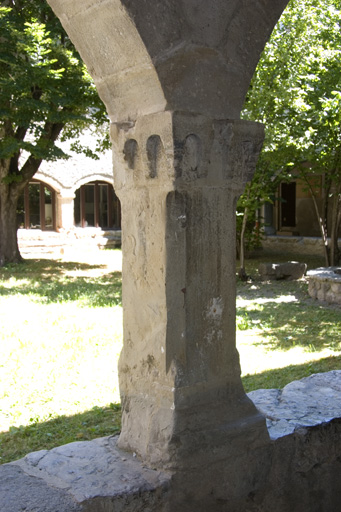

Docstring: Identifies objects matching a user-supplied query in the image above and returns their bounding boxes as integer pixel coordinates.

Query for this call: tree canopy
[240,0,341,266]
[0,0,108,265]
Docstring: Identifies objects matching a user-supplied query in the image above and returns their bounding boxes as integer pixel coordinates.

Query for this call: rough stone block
[331,282,341,293]
[259,261,307,281]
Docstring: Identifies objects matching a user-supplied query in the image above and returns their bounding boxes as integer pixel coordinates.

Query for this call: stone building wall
[261,235,341,259]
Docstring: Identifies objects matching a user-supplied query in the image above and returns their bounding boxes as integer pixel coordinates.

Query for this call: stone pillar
[111,112,268,470]
[58,193,75,230]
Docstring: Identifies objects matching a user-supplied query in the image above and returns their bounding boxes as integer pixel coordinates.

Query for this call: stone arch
[72,174,114,195]
[33,172,62,195]
[48,0,167,123]
[47,0,290,122]
[17,178,57,231]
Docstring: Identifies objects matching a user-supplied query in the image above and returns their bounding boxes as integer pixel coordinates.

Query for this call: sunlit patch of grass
[237,255,341,392]
[239,302,340,353]
[0,250,340,464]
[242,355,341,392]
[0,301,123,432]
[0,251,123,444]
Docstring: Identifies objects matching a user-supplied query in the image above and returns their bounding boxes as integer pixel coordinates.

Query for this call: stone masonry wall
[261,235,341,258]
[307,268,341,305]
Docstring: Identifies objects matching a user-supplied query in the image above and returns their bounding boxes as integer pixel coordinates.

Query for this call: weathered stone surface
[112,112,268,469]
[248,371,341,440]
[44,0,291,484]
[3,436,171,512]
[0,464,82,512]
[38,1,341,510]
[259,261,307,280]
[1,372,341,512]
[263,418,341,512]
[247,372,341,512]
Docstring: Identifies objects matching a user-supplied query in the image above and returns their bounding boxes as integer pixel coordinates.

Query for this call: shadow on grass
[237,298,341,352]
[0,259,122,307]
[0,403,122,465]
[0,259,102,276]
[2,356,340,464]
[237,276,309,303]
[242,355,341,393]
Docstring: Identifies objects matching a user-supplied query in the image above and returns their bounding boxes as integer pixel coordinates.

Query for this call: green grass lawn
[237,259,341,390]
[0,249,340,464]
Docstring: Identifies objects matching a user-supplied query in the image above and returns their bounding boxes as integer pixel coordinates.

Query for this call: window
[74,181,121,229]
[17,181,56,231]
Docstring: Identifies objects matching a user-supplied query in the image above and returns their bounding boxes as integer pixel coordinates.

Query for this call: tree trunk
[304,174,330,266]
[329,182,341,266]
[0,186,23,267]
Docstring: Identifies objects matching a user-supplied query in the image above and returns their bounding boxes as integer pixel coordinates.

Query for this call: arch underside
[47,0,290,123]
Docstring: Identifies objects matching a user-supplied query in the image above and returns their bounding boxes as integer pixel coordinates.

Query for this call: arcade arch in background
[17,180,56,231]
[17,179,122,231]
[74,181,121,229]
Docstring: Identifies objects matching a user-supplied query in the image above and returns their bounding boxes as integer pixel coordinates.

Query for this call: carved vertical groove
[123,139,138,170]
[146,135,163,179]
[181,134,202,182]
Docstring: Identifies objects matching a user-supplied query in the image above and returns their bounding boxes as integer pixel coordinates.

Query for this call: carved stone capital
[212,118,264,193]
[111,112,264,196]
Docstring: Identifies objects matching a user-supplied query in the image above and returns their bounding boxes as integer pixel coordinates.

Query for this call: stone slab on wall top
[1,371,341,512]
[249,370,341,440]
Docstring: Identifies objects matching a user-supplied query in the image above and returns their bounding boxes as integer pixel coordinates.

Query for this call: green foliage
[0,1,109,265]
[243,0,341,169]
[236,169,277,253]
[240,0,341,264]
[0,2,107,164]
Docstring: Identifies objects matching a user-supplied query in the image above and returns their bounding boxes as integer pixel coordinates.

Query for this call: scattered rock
[258,261,307,281]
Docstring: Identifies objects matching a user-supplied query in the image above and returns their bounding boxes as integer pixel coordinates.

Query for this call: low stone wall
[261,235,341,258]
[307,267,341,305]
[1,371,340,511]
[18,228,122,257]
